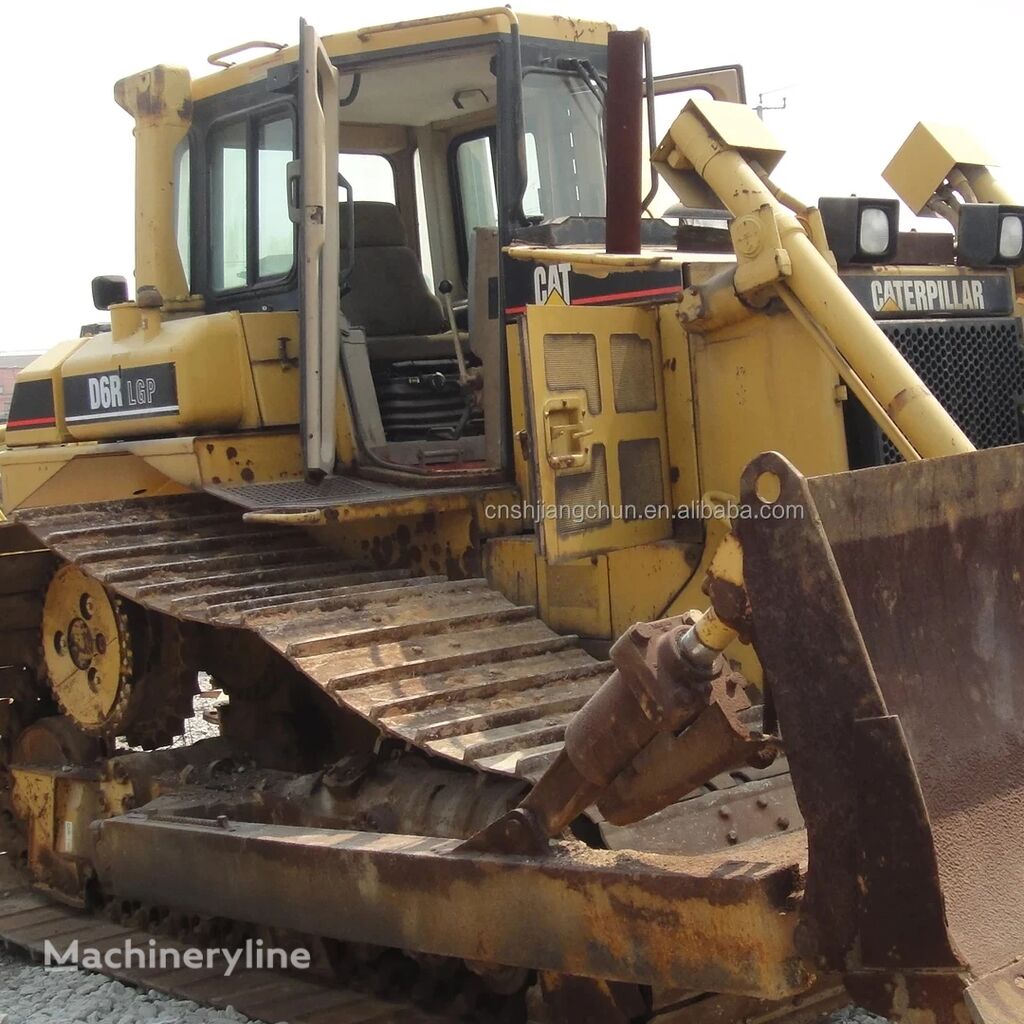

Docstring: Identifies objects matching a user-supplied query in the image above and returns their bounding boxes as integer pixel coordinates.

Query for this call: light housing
[957,204,1024,266]
[819,197,900,265]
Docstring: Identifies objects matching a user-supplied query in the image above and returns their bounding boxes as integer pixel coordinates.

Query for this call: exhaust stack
[604,30,644,254]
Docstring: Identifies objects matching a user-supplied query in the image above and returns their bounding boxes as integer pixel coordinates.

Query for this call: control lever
[437,279,470,386]
[436,279,482,441]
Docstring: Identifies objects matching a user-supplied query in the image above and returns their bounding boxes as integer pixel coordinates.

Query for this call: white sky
[1,0,1022,354]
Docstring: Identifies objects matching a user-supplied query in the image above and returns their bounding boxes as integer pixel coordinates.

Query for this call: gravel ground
[179,683,224,746]
[0,947,894,1024]
[0,940,893,1024]
[0,948,268,1024]
[822,1010,888,1024]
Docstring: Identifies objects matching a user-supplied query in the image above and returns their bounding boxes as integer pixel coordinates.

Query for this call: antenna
[754,85,790,120]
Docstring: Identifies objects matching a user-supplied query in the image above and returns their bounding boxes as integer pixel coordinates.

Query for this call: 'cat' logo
[533,263,571,305]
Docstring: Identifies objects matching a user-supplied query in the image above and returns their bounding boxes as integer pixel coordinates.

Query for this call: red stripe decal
[572,285,682,305]
[504,284,682,316]
[6,416,56,428]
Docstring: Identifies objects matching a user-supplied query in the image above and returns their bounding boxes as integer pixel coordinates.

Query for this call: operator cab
[176,14,742,484]
[182,20,611,479]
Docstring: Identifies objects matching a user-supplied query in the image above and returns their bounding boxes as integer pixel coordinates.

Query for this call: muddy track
[0,497,831,1023]
[10,494,797,855]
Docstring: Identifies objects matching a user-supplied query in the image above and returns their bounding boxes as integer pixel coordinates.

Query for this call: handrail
[207,41,286,69]
[356,7,518,43]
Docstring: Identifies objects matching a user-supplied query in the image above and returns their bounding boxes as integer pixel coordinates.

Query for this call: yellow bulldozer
[2,10,1024,1023]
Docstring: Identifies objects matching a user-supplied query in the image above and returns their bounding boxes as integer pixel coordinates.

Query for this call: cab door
[295,19,340,477]
[522,303,672,563]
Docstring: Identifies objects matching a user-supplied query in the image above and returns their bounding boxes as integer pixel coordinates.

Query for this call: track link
[16,493,605,782]
[11,495,798,850]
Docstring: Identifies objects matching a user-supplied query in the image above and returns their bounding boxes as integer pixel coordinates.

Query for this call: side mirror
[92,275,128,311]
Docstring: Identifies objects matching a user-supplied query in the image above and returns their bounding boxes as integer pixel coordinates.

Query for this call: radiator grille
[611,333,657,412]
[544,333,602,414]
[555,444,610,535]
[618,438,664,519]
[876,317,1024,464]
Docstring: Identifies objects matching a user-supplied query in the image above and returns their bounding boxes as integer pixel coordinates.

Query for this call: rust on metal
[736,444,1024,1022]
[93,813,812,999]
[604,30,644,254]
[13,494,610,783]
[469,611,772,850]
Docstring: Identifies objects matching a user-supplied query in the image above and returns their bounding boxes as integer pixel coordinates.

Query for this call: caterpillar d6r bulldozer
[3,10,1024,1024]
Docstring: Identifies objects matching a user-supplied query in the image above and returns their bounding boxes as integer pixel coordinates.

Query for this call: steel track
[10,494,797,853]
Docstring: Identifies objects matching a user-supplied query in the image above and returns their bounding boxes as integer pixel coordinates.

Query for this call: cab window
[209,109,296,292]
[451,131,499,275]
[339,153,396,203]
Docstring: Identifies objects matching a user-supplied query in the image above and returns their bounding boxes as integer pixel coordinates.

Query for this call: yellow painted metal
[505,245,693,273]
[708,529,743,586]
[56,312,260,443]
[537,555,611,638]
[607,539,699,636]
[506,324,534,506]
[522,304,672,563]
[246,489,478,527]
[656,99,975,462]
[693,606,737,652]
[42,566,130,733]
[472,487,525,538]
[0,444,195,513]
[483,534,539,609]
[114,66,193,303]
[315,506,482,578]
[661,500,763,685]
[191,12,614,100]
[884,125,1024,297]
[240,309,355,467]
[11,766,129,896]
[689,310,848,496]
[882,122,996,216]
[194,431,303,487]
[1,430,302,514]
[678,531,745,660]
[486,535,701,641]
[241,313,301,428]
[657,304,701,512]
[11,768,56,866]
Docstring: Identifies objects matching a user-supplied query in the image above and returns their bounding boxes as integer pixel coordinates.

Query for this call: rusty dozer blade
[737,445,1024,1024]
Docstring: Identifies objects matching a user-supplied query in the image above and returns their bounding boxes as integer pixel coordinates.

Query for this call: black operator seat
[340,201,468,359]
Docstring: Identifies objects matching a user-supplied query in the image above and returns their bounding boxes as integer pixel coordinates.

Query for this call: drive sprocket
[41,564,197,748]
[42,564,135,737]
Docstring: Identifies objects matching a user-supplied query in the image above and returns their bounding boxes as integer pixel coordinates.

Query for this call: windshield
[522,70,606,220]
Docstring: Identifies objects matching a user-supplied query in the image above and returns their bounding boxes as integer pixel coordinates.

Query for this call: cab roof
[193,10,616,101]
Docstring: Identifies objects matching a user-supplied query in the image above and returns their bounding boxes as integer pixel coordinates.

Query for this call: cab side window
[451,131,498,275]
[209,110,296,292]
